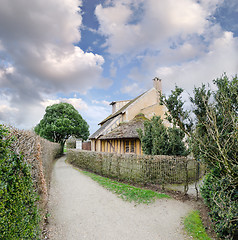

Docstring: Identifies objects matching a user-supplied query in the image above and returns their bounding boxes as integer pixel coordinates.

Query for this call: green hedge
[201,172,238,239]
[67,149,202,187]
[0,125,40,239]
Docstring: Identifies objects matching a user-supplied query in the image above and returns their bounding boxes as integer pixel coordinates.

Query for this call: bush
[0,125,40,239]
[201,172,238,239]
[161,75,238,239]
[66,137,76,149]
[138,116,188,156]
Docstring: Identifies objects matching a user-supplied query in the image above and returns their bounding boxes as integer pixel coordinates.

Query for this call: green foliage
[82,170,170,204]
[160,86,193,135]
[161,74,238,239]
[184,210,211,240]
[35,102,89,153]
[0,125,40,239]
[138,116,188,156]
[200,173,238,239]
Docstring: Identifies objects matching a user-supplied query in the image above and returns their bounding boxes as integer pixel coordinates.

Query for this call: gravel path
[48,156,194,240]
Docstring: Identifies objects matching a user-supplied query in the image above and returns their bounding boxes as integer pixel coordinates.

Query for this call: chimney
[153,77,162,92]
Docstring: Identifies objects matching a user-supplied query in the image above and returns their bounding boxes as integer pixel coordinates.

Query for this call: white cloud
[0,0,106,93]
[156,31,238,93]
[95,0,209,55]
[96,0,238,96]
[84,105,111,134]
[41,97,88,111]
[121,82,143,97]
[0,0,108,129]
[92,99,110,106]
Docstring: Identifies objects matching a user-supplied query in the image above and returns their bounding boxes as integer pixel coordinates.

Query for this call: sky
[0,0,238,135]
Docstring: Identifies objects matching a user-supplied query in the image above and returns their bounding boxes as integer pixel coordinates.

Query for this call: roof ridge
[99,90,148,125]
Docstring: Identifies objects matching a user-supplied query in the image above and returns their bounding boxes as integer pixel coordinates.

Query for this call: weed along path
[48,155,194,240]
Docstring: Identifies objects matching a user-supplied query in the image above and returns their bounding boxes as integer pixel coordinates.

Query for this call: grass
[64,146,67,153]
[82,171,171,204]
[184,210,212,240]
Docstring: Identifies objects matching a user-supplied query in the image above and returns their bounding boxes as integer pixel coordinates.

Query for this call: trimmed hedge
[0,125,40,239]
[0,125,61,238]
[67,149,202,188]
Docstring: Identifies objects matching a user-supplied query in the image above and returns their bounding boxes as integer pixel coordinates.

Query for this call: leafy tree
[35,102,89,153]
[138,116,188,156]
[161,74,238,239]
[167,126,187,156]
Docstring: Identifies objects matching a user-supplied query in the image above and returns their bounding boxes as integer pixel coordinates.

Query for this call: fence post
[194,160,200,200]
[184,159,189,195]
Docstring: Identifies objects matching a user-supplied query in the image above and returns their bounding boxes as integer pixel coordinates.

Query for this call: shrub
[66,137,76,149]
[0,125,40,239]
[201,172,238,239]
[138,116,188,156]
[161,75,238,239]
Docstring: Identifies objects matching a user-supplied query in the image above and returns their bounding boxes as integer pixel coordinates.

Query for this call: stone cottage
[89,77,168,154]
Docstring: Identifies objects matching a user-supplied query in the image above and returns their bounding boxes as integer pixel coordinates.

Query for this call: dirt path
[48,156,194,240]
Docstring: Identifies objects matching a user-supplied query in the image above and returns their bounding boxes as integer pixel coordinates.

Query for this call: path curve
[48,156,194,240]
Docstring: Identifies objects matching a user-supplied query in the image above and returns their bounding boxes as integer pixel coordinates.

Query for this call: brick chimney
[153,77,162,92]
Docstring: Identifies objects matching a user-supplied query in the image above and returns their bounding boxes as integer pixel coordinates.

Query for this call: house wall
[111,100,130,114]
[91,139,96,151]
[91,85,168,154]
[99,138,142,155]
[125,88,163,122]
[140,104,171,127]
[96,139,101,152]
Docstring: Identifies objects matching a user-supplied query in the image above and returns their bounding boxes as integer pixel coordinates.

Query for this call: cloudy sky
[0,0,238,134]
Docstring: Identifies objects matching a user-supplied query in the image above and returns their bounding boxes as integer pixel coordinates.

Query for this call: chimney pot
[153,77,162,92]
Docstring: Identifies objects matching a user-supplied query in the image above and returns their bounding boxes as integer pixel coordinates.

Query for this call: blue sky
[0,0,238,134]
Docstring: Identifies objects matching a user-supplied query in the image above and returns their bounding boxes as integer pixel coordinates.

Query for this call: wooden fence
[67,150,203,193]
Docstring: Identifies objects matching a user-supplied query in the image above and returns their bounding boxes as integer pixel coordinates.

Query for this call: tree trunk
[60,141,65,155]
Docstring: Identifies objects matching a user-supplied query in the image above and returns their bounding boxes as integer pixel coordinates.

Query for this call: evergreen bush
[201,172,238,239]
[161,74,238,239]
[138,116,188,156]
[0,125,40,239]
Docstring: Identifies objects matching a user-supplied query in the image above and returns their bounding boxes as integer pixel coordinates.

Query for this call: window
[125,140,135,153]
[131,140,135,153]
[125,140,130,153]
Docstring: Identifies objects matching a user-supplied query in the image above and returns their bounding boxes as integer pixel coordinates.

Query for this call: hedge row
[67,149,202,189]
[0,125,61,239]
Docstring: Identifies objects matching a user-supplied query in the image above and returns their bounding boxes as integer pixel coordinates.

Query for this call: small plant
[184,210,211,240]
[83,171,170,204]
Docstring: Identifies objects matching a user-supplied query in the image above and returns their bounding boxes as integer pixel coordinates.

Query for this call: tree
[35,102,89,153]
[137,116,188,156]
[161,74,238,239]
